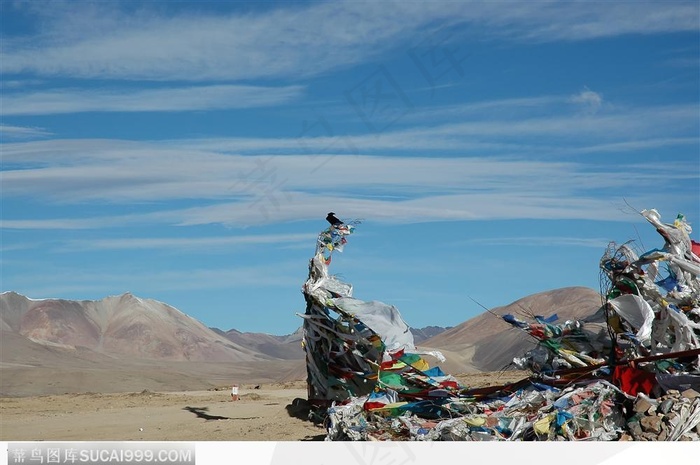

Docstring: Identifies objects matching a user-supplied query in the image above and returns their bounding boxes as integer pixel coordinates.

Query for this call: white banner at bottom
[2,441,695,465]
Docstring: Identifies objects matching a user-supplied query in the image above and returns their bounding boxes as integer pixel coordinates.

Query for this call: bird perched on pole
[326,212,344,227]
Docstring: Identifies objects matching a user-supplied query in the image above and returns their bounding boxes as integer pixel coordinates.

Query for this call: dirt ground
[0,372,529,441]
[1,382,324,441]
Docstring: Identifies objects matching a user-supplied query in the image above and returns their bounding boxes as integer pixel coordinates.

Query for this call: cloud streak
[0,124,53,139]
[1,84,304,115]
[0,187,684,231]
[3,97,695,160]
[3,1,697,81]
[569,87,603,114]
[58,233,317,251]
[456,236,612,249]
[3,150,695,204]
[6,263,303,298]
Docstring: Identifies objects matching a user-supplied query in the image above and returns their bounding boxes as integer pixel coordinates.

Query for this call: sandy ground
[0,372,529,441]
[1,382,324,441]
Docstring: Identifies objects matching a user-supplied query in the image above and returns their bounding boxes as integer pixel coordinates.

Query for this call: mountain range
[0,287,603,395]
[1,291,265,362]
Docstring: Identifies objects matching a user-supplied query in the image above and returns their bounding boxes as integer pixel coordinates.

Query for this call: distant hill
[0,291,267,362]
[411,325,450,343]
[421,287,604,371]
[212,327,305,360]
[210,325,450,359]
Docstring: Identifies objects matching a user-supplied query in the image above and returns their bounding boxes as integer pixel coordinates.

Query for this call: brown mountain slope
[420,287,604,371]
[0,328,303,396]
[0,291,267,362]
[216,327,305,360]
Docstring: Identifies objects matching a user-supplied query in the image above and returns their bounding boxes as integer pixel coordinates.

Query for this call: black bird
[326,212,344,227]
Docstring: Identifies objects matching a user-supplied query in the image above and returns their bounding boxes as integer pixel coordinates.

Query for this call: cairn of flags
[299,220,448,405]
[299,209,700,441]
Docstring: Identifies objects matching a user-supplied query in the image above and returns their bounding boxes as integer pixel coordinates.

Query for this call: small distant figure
[231,384,239,401]
[326,212,344,227]
[254,384,261,390]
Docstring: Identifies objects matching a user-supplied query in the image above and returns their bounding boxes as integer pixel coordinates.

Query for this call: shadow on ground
[183,406,230,421]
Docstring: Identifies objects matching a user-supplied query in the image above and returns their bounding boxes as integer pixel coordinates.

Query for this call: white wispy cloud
[181,102,699,154]
[4,150,694,204]
[58,233,316,251]
[0,185,689,230]
[513,2,699,41]
[169,191,692,228]
[4,97,693,163]
[399,96,565,123]
[2,1,426,81]
[0,124,53,139]
[0,217,137,230]
[1,84,304,115]
[567,137,699,155]
[2,1,697,81]
[665,56,700,68]
[569,87,603,114]
[7,263,303,298]
[456,236,612,249]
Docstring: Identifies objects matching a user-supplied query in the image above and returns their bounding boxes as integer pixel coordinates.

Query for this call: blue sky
[1,1,699,335]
